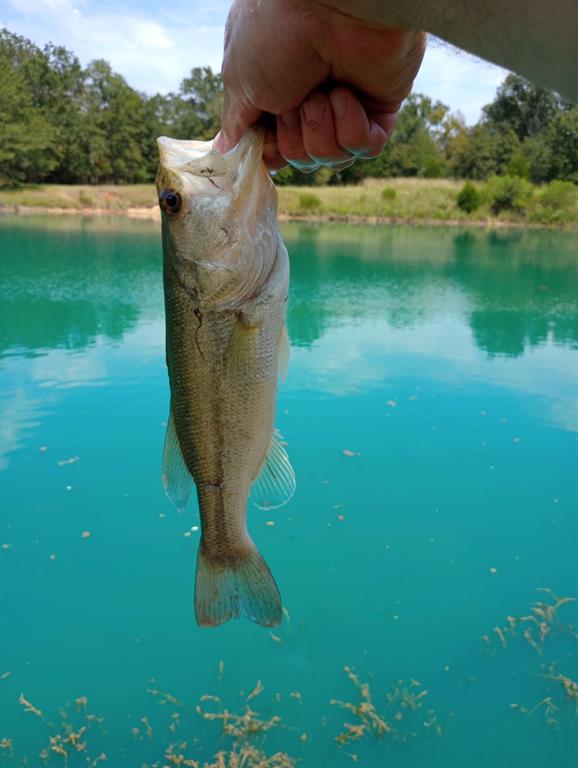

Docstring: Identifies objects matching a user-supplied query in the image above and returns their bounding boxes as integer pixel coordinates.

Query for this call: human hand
[214,0,426,171]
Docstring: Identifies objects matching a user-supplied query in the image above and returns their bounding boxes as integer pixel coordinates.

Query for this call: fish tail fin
[195,540,282,628]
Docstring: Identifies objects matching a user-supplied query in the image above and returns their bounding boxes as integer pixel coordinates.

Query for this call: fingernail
[286,158,320,173]
[281,110,299,127]
[330,91,347,119]
[302,96,325,127]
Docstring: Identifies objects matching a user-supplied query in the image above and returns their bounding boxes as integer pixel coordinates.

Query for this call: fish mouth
[157,129,265,182]
[156,128,270,215]
[157,136,215,170]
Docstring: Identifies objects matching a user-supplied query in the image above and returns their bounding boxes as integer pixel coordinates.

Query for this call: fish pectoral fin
[278,322,290,381]
[162,405,193,512]
[251,430,296,510]
[227,314,260,373]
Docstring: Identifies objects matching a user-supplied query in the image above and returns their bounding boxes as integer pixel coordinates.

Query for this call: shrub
[540,180,576,210]
[298,193,321,211]
[381,187,396,201]
[486,175,532,214]
[78,190,93,206]
[456,182,481,213]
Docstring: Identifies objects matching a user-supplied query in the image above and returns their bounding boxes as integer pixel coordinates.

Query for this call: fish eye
[159,189,182,215]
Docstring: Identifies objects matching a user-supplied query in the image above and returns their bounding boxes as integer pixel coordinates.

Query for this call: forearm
[321,0,578,100]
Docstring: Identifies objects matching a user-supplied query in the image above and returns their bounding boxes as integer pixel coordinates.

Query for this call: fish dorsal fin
[162,405,193,512]
[278,323,290,381]
[251,431,296,510]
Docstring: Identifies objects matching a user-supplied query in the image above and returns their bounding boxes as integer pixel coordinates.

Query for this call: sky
[1,0,509,125]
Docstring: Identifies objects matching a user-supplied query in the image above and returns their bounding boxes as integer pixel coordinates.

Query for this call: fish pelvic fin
[251,430,296,510]
[195,541,282,628]
[162,404,193,512]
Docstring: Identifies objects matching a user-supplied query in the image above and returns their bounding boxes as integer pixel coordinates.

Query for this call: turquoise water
[0,216,577,766]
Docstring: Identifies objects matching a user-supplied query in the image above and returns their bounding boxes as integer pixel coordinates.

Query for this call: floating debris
[289,692,302,704]
[82,531,91,539]
[147,688,184,708]
[19,693,42,717]
[342,449,358,457]
[1,544,12,551]
[0,738,13,756]
[246,681,265,703]
[386,400,397,408]
[58,456,80,466]
[1,672,10,680]
[265,521,275,527]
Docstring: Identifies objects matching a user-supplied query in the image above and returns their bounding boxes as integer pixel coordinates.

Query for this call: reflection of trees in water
[1,219,575,360]
[0,219,161,356]
[450,230,578,357]
[284,224,577,358]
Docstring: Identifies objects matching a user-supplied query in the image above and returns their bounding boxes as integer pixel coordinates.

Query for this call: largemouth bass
[156,129,294,628]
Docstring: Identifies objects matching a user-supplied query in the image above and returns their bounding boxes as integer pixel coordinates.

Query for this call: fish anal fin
[195,541,282,628]
[162,405,193,512]
[251,430,296,511]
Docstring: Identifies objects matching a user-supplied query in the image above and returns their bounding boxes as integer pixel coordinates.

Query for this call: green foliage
[381,187,396,201]
[0,28,576,188]
[486,175,532,214]
[298,193,321,211]
[540,180,576,209]
[482,74,567,141]
[456,182,481,213]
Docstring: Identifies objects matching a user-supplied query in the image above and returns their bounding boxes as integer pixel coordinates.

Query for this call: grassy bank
[0,178,576,228]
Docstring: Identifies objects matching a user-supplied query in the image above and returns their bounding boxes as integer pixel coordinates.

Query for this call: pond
[0,216,577,766]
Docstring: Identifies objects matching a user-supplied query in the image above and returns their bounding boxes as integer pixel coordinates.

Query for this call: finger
[369,110,398,145]
[329,87,389,159]
[276,111,319,171]
[300,91,351,164]
[363,97,402,146]
[263,129,286,171]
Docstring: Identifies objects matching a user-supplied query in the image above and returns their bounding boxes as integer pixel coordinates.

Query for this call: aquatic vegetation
[484,587,578,729]
[330,666,442,748]
[482,588,576,656]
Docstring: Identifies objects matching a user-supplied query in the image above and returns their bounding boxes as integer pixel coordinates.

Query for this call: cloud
[3,3,508,119]
[414,38,509,124]
[4,0,228,94]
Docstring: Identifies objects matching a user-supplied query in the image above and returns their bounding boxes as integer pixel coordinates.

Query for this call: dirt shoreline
[0,204,575,230]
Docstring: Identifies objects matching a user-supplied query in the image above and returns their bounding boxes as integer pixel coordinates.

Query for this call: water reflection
[0,216,161,357]
[1,218,576,360]
[1,217,577,469]
[285,223,578,356]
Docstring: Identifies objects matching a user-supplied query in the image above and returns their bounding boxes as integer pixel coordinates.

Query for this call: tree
[178,66,223,139]
[0,29,57,183]
[482,74,568,141]
[83,60,149,184]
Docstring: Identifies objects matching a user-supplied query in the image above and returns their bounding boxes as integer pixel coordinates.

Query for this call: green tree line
[1,28,576,186]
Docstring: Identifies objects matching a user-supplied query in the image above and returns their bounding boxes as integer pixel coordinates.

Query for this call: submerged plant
[330,666,442,749]
[484,587,578,729]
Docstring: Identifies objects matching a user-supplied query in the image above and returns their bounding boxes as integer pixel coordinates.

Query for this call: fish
[156,128,295,628]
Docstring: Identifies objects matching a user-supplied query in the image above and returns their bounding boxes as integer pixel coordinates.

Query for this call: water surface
[1,217,577,766]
